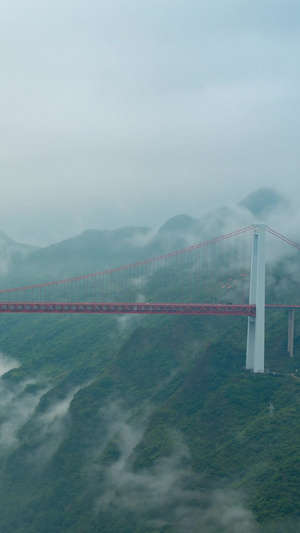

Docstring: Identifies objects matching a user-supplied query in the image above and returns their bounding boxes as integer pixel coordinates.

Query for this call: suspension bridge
[0,223,299,373]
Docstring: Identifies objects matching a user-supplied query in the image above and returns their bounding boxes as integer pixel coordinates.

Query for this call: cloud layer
[0,1,299,244]
[89,399,260,532]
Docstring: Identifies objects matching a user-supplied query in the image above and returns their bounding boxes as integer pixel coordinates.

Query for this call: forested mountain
[0,189,299,532]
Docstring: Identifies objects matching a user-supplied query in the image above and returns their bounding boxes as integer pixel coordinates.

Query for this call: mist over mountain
[0,187,289,288]
[0,0,298,525]
[239,188,289,219]
[0,190,299,531]
[0,231,38,280]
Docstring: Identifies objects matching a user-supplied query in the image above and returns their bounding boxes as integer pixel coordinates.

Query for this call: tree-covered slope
[0,193,299,532]
[0,309,299,532]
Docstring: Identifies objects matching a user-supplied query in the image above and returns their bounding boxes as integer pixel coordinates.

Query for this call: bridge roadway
[0,302,298,316]
[0,302,255,315]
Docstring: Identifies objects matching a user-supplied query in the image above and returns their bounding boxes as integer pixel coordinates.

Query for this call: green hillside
[0,307,299,531]
[0,199,299,532]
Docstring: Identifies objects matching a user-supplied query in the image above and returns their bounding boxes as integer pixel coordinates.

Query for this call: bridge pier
[246,223,267,373]
[288,308,295,357]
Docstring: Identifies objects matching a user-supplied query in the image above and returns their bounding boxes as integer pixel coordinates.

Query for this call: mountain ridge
[0,188,297,531]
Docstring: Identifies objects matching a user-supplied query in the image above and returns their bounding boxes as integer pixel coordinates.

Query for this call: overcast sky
[1,0,299,245]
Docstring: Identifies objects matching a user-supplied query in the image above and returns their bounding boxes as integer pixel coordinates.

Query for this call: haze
[1,0,299,245]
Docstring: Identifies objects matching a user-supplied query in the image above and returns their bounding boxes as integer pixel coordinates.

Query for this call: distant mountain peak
[0,230,14,243]
[158,214,195,234]
[239,188,289,218]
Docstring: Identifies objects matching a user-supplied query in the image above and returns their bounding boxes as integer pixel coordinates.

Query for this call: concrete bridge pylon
[246,223,268,373]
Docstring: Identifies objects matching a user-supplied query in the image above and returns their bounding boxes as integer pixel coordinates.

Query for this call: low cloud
[0,352,19,376]
[0,240,36,277]
[0,353,81,466]
[0,370,48,454]
[91,399,259,533]
[116,313,144,333]
[27,385,82,468]
[174,488,259,533]
[123,229,156,249]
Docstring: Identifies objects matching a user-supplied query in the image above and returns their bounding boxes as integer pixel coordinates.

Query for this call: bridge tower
[246,223,267,373]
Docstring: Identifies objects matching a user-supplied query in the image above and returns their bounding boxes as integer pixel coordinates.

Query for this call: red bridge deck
[0,302,256,316]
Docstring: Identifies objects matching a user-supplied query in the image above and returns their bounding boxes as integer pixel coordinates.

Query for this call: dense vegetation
[0,197,300,532]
